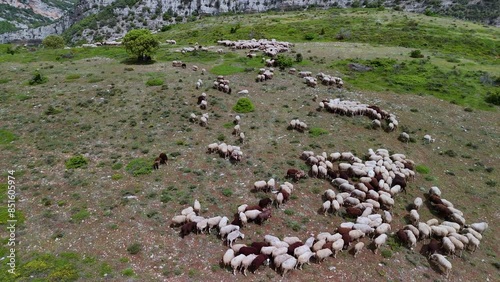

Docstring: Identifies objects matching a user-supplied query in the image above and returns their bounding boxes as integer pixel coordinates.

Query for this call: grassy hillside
[0,8,498,281]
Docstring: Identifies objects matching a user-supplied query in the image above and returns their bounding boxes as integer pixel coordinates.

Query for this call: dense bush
[43,35,65,49]
[122,29,159,62]
[410,50,424,58]
[309,127,328,137]
[233,98,255,113]
[125,158,152,176]
[29,70,48,85]
[415,165,430,174]
[127,242,141,254]
[275,54,293,69]
[146,78,164,86]
[485,92,500,105]
[65,155,88,169]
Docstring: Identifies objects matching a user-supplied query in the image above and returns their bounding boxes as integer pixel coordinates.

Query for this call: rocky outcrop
[1,0,498,44]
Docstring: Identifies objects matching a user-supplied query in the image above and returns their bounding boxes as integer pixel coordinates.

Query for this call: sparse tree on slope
[122,29,159,62]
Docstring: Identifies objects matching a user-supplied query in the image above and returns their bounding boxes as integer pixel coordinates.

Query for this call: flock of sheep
[216,39,293,56]
[163,39,487,279]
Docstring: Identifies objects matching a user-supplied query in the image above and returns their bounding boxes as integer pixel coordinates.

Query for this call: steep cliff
[1,0,498,44]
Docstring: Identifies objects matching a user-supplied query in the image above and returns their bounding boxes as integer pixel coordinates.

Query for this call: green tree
[42,35,65,49]
[122,29,159,62]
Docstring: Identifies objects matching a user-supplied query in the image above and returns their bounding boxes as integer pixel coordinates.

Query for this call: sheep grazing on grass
[353,242,364,258]
[193,200,201,214]
[423,134,435,143]
[223,249,235,267]
[234,115,241,124]
[227,230,245,247]
[430,254,452,278]
[399,132,410,143]
[469,222,488,233]
[315,248,333,263]
[241,254,257,276]
[296,252,315,270]
[231,254,246,275]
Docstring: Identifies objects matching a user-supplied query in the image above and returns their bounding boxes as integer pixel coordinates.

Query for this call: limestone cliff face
[1,0,498,44]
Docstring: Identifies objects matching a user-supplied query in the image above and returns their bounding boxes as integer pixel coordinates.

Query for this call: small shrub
[71,209,90,222]
[45,105,62,115]
[29,70,48,85]
[122,268,135,277]
[66,74,81,80]
[43,35,65,49]
[381,249,393,258]
[304,33,315,40]
[111,174,123,180]
[112,162,123,170]
[309,127,328,137]
[125,158,153,176]
[65,155,88,169]
[443,150,457,157]
[146,78,164,86]
[485,180,496,187]
[485,92,500,106]
[410,50,424,58]
[284,209,294,216]
[415,165,430,174]
[221,188,232,197]
[296,53,303,63]
[275,54,293,69]
[233,98,255,113]
[127,242,141,255]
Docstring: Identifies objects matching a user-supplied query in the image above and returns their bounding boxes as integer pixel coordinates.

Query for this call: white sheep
[296,251,315,270]
[322,201,331,216]
[418,222,432,240]
[383,211,392,223]
[430,254,452,278]
[331,239,344,258]
[253,180,267,191]
[465,233,480,252]
[442,237,456,257]
[200,115,208,127]
[423,134,435,143]
[409,209,420,225]
[312,239,327,252]
[293,245,312,258]
[429,186,442,196]
[353,242,364,258]
[181,206,194,215]
[218,216,229,229]
[193,199,201,214]
[227,230,245,247]
[239,132,245,143]
[448,236,465,257]
[233,115,241,125]
[261,246,277,255]
[231,244,247,253]
[231,254,246,275]
[272,247,289,258]
[282,236,301,245]
[280,257,297,277]
[469,222,488,233]
[220,224,240,238]
[196,218,208,233]
[315,248,333,263]
[273,254,293,269]
[223,249,235,267]
[413,197,423,210]
[200,99,208,110]
[244,210,261,220]
[405,230,417,249]
[241,254,257,276]
[237,89,249,95]
[373,234,388,254]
